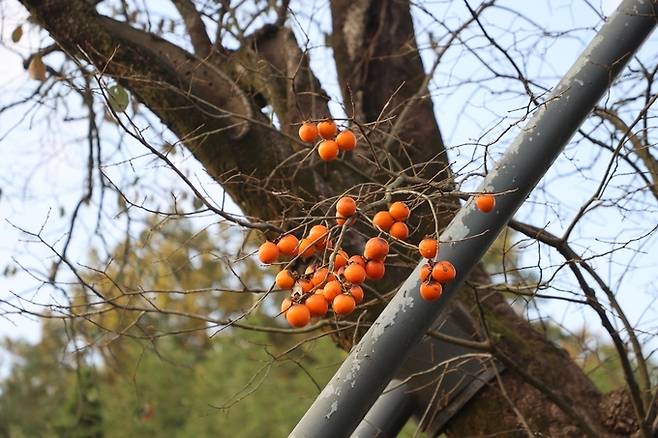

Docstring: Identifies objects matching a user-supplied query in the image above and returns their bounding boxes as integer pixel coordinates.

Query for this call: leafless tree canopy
[2,0,658,436]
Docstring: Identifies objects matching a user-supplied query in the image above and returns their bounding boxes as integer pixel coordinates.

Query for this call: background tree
[1,0,658,435]
[0,220,428,436]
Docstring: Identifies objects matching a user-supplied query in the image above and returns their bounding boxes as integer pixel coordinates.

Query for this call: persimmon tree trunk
[17,0,647,435]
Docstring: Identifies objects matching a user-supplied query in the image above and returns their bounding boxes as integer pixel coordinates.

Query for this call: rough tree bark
[17,0,645,435]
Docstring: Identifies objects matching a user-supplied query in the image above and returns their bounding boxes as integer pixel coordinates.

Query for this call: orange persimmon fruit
[309,224,329,248]
[364,237,389,261]
[332,294,356,315]
[475,194,495,213]
[334,250,349,270]
[418,238,438,259]
[349,285,364,303]
[317,120,337,139]
[298,123,318,142]
[389,201,410,221]
[298,238,317,258]
[277,234,298,256]
[286,304,311,327]
[318,140,339,161]
[276,269,296,289]
[344,263,367,284]
[336,129,357,151]
[258,241,279,264]
[365,260,385,280]
[372,211,395,231]
[419,263,432,282]
[305,294,328,317]
[311,267,334,286]
[389,221,409,240]
[323,280,343,301]
[431,260,457,283]
[336,196,357,217]
[348,255,366,268]
[420,282,443,301]
[298,279,314,293]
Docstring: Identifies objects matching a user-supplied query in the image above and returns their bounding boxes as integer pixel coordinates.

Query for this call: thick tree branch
[223,24,332,136]
[330,0,452,188]
[19,0,336,223]
[172,0,212,57]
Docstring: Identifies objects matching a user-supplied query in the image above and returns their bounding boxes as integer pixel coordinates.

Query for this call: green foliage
[107,84,129,113]
[0,219,348,436]
[541,324,637,394]
[0,316,345,437]
[0,321,72,437]
[11,25,23,43]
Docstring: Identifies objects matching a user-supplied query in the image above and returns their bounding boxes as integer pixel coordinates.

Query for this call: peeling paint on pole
[292,1,658,436]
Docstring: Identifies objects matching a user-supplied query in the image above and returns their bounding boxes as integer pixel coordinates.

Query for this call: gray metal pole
[291,1,658,436]
[350,380,415,438]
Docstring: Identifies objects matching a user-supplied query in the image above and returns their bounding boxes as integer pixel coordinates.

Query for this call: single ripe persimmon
[334,250,349,270]
[349,285,364,303]
[277,234,298,256]
[348,255,366,268]
[305,294,328,317]
[332,294,356,315]
[336,196,357,217]
[298,122,318,142]
[389,221,409,240]
[280,297,293,314]
[298,238,317,258]
[276,269,296,289]
[418,238,438,259]
[344,263,367,284]
[372,211,395,231]
[420,282,443,301]
[309,224,329,248]
[286,304,311,327]
[299,279,314,293]
[336,130,357,151]
[318,140,339,161]
[258,241,279,264]
[311,267,334,286]
[323,280,343,301]
[475,194,495,213]
[389,201,410,221]
[364,237,389,260]
[317,120,337,139]
[309,224,328,240]
[365,260,385,280]
[419,263,432,282]
[432,260,457,283]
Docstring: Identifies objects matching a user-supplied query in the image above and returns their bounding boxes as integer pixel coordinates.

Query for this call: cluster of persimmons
[256,119,496,327]
[298,119,357,161]
[258,195,405,328]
